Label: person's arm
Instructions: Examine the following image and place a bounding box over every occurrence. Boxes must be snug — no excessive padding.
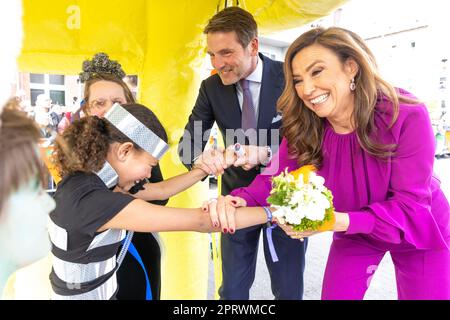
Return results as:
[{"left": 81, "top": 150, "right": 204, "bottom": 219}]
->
[
  {"left": 98, "top": 198, "right": 267, "bottom": 233},
  {"left": 129, "top": 168, "right": 208, "bottom": 201},
  {"left": 230, "top": 138, "right": 298, "bottom": 206},
  {"left": 345, "top": 104, "right": 445, "bottom": 248},
  {"left": 178, "top": 80, "right": 216, "bottom": 171}
]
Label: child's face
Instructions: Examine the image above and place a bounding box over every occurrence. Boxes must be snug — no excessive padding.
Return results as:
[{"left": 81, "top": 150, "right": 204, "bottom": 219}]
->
[{"left": 118, "top": 147, "right": 159, "bottom": 185}]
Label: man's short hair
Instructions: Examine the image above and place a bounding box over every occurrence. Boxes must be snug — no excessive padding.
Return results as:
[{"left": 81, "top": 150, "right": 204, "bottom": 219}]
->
[{"left": 204, "top": 7, "right": 258, "bottom": 48}]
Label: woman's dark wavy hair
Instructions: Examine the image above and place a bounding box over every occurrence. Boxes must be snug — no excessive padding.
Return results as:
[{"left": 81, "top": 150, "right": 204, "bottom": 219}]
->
[
  {"left": 54, "top": 103, "right": 167, "bottom": 177},
  {"left": 278, "top": 27, "right": 418, "bottom": 167}
]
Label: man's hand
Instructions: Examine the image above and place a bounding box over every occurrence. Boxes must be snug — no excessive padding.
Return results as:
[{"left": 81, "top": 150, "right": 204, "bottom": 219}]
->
[
  {"left": 194, "top": 147, "right": 227, "bottom": 176},
  {"left": 192, "top": 155, "right": 215, "bottom": 176},
  {"left": 231, "top": 145, "right": 270, "bottom": 171},
  {"left": 195, "top": 144, "right": 271, "bottom": 175}
]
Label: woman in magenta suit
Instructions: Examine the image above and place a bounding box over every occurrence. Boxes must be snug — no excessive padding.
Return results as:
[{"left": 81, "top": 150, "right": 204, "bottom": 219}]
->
[{"left": 207, "top": 27, "right": 450, "bottom": 300}]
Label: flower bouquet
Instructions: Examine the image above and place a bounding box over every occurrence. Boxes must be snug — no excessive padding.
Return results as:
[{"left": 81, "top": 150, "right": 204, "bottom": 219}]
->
[{"left": 267, "top": 165, "right": 335, "bottom": 231}]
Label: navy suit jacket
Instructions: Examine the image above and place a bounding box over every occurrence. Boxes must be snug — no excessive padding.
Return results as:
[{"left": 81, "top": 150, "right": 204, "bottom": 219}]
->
[{"left": 178, "top": 53, "right": 285, "bottom": 194}]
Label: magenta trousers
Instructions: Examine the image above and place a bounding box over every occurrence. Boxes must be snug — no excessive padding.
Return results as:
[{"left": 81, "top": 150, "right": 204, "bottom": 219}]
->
[{"left": 321, "top": 235, "right": 450, "bottom": 300}]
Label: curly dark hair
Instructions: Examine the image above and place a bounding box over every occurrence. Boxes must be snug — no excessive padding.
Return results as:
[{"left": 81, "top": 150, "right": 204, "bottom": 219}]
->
[{"left": 54, "top": 104, "right": 168, "bottom": 177}]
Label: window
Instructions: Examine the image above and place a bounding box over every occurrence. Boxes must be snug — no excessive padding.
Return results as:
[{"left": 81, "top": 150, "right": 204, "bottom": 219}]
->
[
  {"left": 30, "top": 73, "right": 45, "bottom": 84},
  {"left": 29, "top": 74, "right": 67, "bottom": 107},
  {"left": 31, "top": 89, "right": 45, "bottom": 106},
  {"left": 50, "top": 90, "right": 65, "bottom": 106},
  {"left": 49, "top": 75, "right": 65, "bottom": 85}
]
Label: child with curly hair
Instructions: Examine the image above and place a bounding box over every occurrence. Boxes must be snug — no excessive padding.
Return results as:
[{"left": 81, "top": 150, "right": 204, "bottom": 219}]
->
[{"left": 48, "top": 103, "right": 268, "bottom": 299}]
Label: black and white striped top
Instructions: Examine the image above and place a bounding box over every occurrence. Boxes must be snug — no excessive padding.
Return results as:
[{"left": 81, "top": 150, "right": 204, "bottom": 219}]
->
[{"left": 48, "top": 172, "right": 134, "bottom": 300}]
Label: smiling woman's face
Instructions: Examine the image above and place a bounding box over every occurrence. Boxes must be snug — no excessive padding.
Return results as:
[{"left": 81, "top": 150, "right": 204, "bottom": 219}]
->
[{"left": 291, "top": 43, "right": 357, "bottom": 124}]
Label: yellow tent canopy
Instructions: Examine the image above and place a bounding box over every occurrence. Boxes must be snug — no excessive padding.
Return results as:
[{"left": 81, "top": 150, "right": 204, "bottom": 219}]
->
[{"left": 12, "top": 0, "right": 346, "bottom": 300}]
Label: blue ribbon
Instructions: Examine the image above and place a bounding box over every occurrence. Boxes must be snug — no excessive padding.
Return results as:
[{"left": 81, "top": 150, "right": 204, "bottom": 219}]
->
[
  {"left": 126, "top": 241, "right": 152, "bottom": 300},
  {"left": 263, "top": 207, "right": 279, "bottom": 263}
]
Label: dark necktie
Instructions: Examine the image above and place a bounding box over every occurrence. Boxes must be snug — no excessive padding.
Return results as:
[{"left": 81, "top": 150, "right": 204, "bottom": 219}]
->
[{"left": 240, "top": 79, "right": 257, "bottom": 131}]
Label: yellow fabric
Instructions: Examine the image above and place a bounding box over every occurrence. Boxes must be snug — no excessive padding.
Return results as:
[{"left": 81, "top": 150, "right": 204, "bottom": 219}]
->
[
  {"left": 250, "top": 0, "right": 347, "bottom": 34},
  {"left": 139, "top": 1, "right": 217, "bottom": 300},
  {"left": 2, "top": 254, "right": 52, "bottom": 300},
  {"left": 18, "top": 0, "right": 347, "bottom": 74},
  {"left": 16, "top": 0, "right": 346, "bottom": 300},
  {"left": 20, "top": 0, "right": 146, "bottom": 74}
]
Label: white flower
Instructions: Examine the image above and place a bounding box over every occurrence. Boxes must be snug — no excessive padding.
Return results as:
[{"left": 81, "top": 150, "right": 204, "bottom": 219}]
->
[
  {"left": 268, "top": 168, "right": 333, "bottom": 227},
  {"left": 317, "top": 193, "right": 331, "bottom": 210},
  {"left": 309, "top": 172, "right": 326, "bottom": 192},
  {"left": 272, "top": 206, "right": 286, "bottom": 218},
  {"left": 295, "top": 174, "right": 305, "bottom": 189},
  {"left": 286, "top": 173, "right": 295, "bottom": 183},
  {"left": 289, "top": 190, "right": 303, "bottom": 207},
  {"left": 285, "top": 207, "right": 303, "bottom": 225},
  {"left": 294, "top": 204, "right": 306, "bottom": 220},
  {"left": 304, "top": 201, "right": 325, "bottom": 221}
]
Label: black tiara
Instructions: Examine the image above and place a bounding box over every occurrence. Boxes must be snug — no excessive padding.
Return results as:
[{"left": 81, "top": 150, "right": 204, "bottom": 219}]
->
[{"left": 79, "top": 52, "right": 126, "bottom": 83}]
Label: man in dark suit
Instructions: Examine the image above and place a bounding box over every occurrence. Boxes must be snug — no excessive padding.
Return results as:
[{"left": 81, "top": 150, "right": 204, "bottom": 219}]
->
[{"left": 178, "top": 7, "right": 307, "bottom": 300}]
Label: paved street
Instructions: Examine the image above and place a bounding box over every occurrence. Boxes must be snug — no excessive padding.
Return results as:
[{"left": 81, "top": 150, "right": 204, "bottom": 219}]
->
[{"left": 208, "top": 157, "right": 450, "bottom": 300}]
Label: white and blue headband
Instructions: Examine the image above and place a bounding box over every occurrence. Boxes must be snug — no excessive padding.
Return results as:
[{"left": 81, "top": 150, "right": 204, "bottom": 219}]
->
[{"left": 96, "top": 103, "right": 169, "bottom": 187}]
